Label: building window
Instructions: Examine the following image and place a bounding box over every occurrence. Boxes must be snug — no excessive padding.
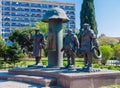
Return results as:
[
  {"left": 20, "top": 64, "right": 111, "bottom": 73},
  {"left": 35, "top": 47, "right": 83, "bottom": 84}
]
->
[
  {"left": 3, "top": 17, "right": 10, "bottom": 21},
  {"left": 3, "top": 22, "right": 10, "bottom": 26},
  {"left": 2, "top": 1, "right": 10, "bottom": 6},
  {"left": 42, "top": 4, "right": 47, "bottom": 8},
  {"left": 31, "top": 3, "right": 41, "bottom": 7},
  {"left": 3, "top": 28, "right": 11, "bottom": 32},
  {"left": 3, "top": 33, "right": 10, "bottom": 37},
  {"left": 2, "top": 12, "right": 10, "bottom": 16}
]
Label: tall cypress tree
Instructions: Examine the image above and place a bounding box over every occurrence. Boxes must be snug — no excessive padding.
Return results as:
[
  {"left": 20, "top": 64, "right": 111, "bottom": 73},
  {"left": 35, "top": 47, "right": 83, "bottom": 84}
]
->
[{"left": 80, "top": 0, "right": 98, "bottom": 35}]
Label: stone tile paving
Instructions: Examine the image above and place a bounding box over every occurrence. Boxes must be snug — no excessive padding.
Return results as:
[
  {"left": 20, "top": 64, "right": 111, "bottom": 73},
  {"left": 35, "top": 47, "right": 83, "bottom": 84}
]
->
[
  {"left": 0, "top": 80, "right": 42, "bottom": 88},
  {"left": 0, "top": 71, "right": 62, "bottom": 88},
  {"left": 0, "top": 80, "right": 61, "bottom": 88}
]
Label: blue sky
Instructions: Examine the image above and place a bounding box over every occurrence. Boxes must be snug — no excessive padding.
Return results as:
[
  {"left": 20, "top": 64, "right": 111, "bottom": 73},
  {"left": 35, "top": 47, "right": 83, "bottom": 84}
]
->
[{"left": 47, "top": 0, "right": 120, "bottom": 37}]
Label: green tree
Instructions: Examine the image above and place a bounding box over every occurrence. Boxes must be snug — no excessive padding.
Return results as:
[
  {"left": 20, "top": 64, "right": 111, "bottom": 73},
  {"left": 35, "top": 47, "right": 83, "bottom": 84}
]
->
[
  {"left": 113, "top": 44, "right": 120, "bottom": 61},
  {"left": 0, "top": 36, "right": 5, "bottom": 48},
  {"left": 35, "top": 22, "right": 48, "bottom": 36},
  {"left": 98, "top": 36, "right": 119, "bottom": 46},
  {"left": 9, "top": 22, "right": 49, "bottom": 56},
  {"left": 9, "top": 28, "right": 34, "bottom": 51},
  {"left": 7, "top": 42, "right": 24, "bottom": 65},
  {"left": 100, "top": 46, "right": 113, "bottom": 65},
  {"left": 80, "top": 0, "right": 98, "bottom": 35},
  {"left": 0, "top": 36, "right": 9, "bottom": 62}
]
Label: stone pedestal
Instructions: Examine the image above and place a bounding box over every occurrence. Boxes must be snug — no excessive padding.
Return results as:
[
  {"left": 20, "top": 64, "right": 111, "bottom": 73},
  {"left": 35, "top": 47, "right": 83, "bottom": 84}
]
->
[{"left": 9, "top": 68, "right": 120, "bottom": 88}]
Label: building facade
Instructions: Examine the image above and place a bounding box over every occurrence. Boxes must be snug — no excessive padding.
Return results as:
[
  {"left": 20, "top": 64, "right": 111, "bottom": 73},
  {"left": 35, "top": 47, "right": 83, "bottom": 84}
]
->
[{"left": 1, "top": 0, "right": 75, "bottom": 39}]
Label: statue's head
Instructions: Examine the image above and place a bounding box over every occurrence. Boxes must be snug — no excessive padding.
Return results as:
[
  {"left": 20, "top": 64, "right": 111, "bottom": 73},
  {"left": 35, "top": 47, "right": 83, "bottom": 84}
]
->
[
  {"left": 67, "top": 29, "right": 72, "bottom": 34},
  {"left": 83, "top": 23, "right": 90, "bottom": 30},
  {"left": 34, "top": 28, "right": 40, "bottom": 34}
]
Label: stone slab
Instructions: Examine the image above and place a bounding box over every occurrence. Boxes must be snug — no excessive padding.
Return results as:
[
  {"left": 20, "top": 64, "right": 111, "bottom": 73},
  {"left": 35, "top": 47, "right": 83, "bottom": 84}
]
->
[
  {"left": 0, "top": 71, "right": 57, "bottom": 87},
  {"left": 9, "top": 68, "right": 120, "bottom": 88}
]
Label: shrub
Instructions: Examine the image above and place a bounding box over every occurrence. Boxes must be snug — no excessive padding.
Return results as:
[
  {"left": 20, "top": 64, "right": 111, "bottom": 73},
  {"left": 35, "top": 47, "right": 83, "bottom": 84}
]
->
[
  {"left": 113, "top": 44, "right": 120, "bottom": 61},
  {"left": 108, "top": 65, "right": 116, "bottom": 70},
  {"left": 100, "top": 46, "right": 113, "bottom": 65},
  {"left": 93, "top": 64, "right": 100, "bottom": 68}
]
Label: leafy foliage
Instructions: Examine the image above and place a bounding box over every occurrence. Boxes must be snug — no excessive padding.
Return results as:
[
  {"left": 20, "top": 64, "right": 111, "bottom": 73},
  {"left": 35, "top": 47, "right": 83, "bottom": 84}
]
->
[
  {"left": 35, "top": 22, "right": 48, "bottom": 36},
  {"left": 0, "top": 36, "right": 8, "bottom": 61},
  {"left": 80, "top": 0, "right": 98, "bottom": 35},
  {"left": 100, "top": 46, "right": 113, "bottom": 65},
  {"left": 113, "top": 44, "right": 120, "bottom": 61},
  {"left": 98, "top": 36, "right": 119, "bottom": 46},
  {"left": 9, "top": 27, "right": 34, "bottom": 51},
  {"left": 7, "top": 42, "right": 24, "bottom": 64}
]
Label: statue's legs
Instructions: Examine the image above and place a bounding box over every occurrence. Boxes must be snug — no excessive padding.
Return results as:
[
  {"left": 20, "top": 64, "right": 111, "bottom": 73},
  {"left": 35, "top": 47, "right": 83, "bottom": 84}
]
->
[
  {"left": 65, "top": 56, "right": 71, "bottom": 68},
  {"left": 35, "top": 56, "right": 43, "bottom": 66},
  {"left": 87, "top": 52, "right": 92, "bottom": 67},
  {"left": 84, "top": 52, "right": 92, "bottom": 67},
  {"left": 84, "top": 53, "right": 88, "bottom": 66},
  {"left": 83, "top": 52, "right": 93, "bottom": 71},
  {"left": 67, "top": 51, "right": 76, "bottom": 69}
]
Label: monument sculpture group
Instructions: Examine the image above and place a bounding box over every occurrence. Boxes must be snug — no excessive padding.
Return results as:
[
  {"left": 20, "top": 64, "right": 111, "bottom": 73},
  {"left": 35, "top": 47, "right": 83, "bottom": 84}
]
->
[
  {"left": 8, "top": 7, "right": 120, "bottom": 88},
  {"left": 28, "top": 7, "right": 102, "bottom": 72}
]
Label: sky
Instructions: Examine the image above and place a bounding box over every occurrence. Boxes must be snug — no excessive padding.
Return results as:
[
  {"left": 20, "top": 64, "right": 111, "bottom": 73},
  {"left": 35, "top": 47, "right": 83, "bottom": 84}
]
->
[{"left": 47, "top": 0, "right": 120, "bottom": 37}]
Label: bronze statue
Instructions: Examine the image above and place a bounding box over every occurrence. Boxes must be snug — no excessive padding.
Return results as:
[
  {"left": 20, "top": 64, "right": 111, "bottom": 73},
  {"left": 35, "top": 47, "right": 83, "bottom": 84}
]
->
[
  {"left": 79, "top": 23, "right": 100, "bottom": 71},
  {"left": 61, "top": 29, "right": 79, "bottom": 69},
  {"left": 30, "top": 28, "right": 45, "bottom": 66}
]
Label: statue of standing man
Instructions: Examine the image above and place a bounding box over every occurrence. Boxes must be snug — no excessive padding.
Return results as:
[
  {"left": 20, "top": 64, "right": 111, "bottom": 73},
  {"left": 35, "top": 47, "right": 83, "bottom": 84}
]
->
[
  {"left": 29, "top": 28, "right": 45, "bottom": 67},
  {"left": 79, "top": 23, "right": 100, "bottom": 71},
  {"left": 61, "top": 29, "right": 79, "bottom": 69}
]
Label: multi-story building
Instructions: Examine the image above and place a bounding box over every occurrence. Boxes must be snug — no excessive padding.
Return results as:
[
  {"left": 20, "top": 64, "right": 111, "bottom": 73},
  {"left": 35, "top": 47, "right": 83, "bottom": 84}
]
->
[{"left": 0, "top": 0, "right": 75, "bottom": 39}]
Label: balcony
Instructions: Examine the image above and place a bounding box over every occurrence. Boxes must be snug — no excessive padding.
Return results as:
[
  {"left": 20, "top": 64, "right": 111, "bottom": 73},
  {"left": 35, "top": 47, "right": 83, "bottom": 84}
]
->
[
  {"left": 2, "top": 1, "right": 10, "bottom": 6},
  {"left": 70, "top": 16, "right": 75, "bottom": 20},
  {"left": 31, "top": 3, "right": 41, "bottom": 8},
  {"left": 20, "top": 2, "right": 29, "bottom": 7},
  {"left": 30, "top": 19, "right": 36, "bottom": 22},
  {"left": 21, "top": 8, "right": 29, "bottom": 12},
  {"left": 12, "top": 2, "right": 20, "bottom": 6},
  {"left": 3, "top": 28, "right": 11, "bottom": 32},
  {"left": 2, "top": 33, "right": 10, "bottom": 38},
  {"left": 65, "top": 6, "right": 75, "bottom": 10},
  {"left": 11, "top": 7, "right": 22, "bottom": 11},
  {"left": 3, "top": 22, "right": 10, "bottom": 26},
  {"left": 31, "top": 9, "right": 41, "bottom": 12},
  {"left": 31, "top": 14, "right": 41, "bottom": 18},
  {"left": 3, "top": 17, "right": 10, "bottom": 21},
  {"left": 2, "top": 7, "right": 10, "bottom": 11},
  {"left": 2, "top": 12, "right": 11, "bottom": 16}
]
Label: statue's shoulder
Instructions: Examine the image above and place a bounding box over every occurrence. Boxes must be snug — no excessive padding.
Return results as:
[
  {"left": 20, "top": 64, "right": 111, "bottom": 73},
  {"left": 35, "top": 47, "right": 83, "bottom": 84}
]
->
[
  {"left": 38, "top": 33, "right": 44, "bottom": 38},
  {"left": 87, "top": 29, "right": 94, "bottom": 35},
  {"left": 88, "top": 29, "right": 96, "bottom": 38},
  {"left": 89, "top": 29, "right": 94, "bottom": 33},
  {"left": 71, "top": 34, "right": 77, "bottom": 39}
]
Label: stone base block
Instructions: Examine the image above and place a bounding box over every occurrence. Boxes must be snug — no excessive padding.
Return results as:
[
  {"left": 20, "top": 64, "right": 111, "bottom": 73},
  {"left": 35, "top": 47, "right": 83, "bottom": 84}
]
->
[{"left": 9, "top": 68, "right": 120, "bottom": 88}]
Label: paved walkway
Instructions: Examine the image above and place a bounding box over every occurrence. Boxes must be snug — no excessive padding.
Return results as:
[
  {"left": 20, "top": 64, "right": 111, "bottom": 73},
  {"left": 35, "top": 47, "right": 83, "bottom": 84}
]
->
[
  {"left": 0, "top": 70, "right": 42, "bottom": 88},
  {"left": 0, "top": 71, "right": 61, "bottom": 88},
  {"left": 0, "top": 80, "right": 42, "bottom": 88}
]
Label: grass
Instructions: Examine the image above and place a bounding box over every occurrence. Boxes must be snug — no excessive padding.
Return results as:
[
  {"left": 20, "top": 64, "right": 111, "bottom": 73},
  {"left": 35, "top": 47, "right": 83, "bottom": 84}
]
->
[
  {"left": 100, "top": 84, "right": 120, "bottom": 88},
  {"left": 0, "top": 57, "right": 120, "bottom": 71},
  {"left": 0, "top": 57, "right": 84, "bottom": 70}
]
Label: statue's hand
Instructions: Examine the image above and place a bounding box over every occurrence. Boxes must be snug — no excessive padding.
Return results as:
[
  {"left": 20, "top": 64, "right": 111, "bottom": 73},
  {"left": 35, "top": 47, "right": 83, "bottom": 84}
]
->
[{"left": 61, "top": 48, "right": 64, "bottom": 52}]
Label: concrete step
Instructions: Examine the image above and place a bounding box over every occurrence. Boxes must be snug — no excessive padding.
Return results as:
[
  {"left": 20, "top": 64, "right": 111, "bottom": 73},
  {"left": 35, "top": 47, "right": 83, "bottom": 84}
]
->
[{"left": 0, "top": 71, "right": 57, "bottom": 87}]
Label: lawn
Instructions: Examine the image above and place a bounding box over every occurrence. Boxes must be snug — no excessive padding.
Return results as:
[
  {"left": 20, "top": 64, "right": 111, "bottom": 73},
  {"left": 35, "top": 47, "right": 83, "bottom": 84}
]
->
[
  {"left": 100, "top": 84, "right": 120, "bottom": 88},
  {"left": 0, "top": 57, "right": 84, "bottom": 70},
  {"left": 0, "top": 57, "right": 120, "bottom": 71}
]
